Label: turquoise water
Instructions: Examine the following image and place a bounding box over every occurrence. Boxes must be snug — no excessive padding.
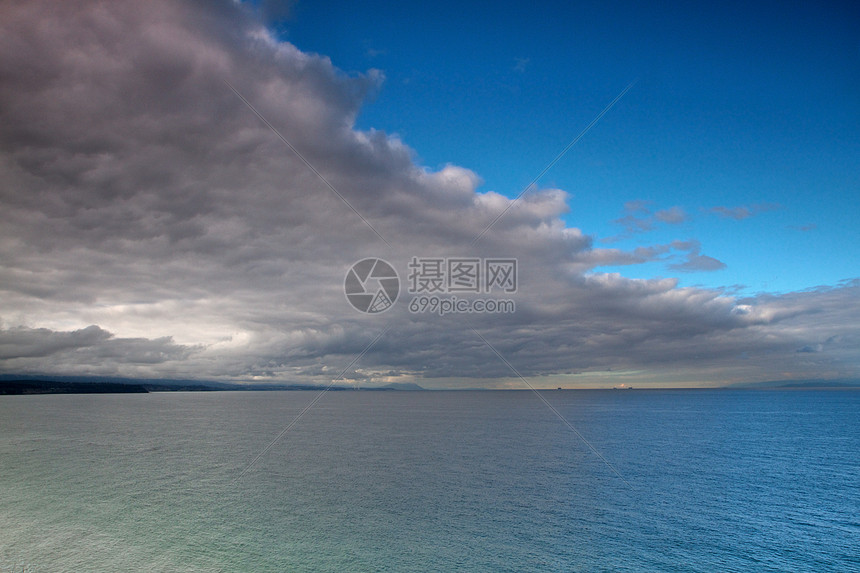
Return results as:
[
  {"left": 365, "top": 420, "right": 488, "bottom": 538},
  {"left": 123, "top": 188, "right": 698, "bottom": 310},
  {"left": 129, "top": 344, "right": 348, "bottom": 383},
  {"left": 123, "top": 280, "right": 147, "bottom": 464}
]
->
[{"left": 1, "top": 389, "right": 858, "bottom": 571}]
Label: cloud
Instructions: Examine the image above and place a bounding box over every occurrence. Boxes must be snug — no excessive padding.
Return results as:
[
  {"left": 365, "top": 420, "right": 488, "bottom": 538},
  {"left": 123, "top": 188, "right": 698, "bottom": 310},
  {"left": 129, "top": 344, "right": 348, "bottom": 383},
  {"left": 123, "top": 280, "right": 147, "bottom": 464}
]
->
[
  {"left": 655, "top": 206, "right": 687, "bottom": 224},
  {"left": 607, "top": 201, "right": 687, "bottom": 239},
  {"left": 0, "top": 325, "right": 195, "bottom": 375},
  {"left": 667, "top": 240, "right": 727, "bottom": 272},
  {"left": 670, "top": 254, "right": 727, "bottom": 272},
  {"left": 711, "top": 206, "right": 752, "bottom": 220},
  {"left": 707, "top": 203, "right": 780, "bottom": 220},
  {"left": 789, "top": 223, "right": 817, "bottom": 232},
  {"left": 0, "top": 0, "right": 856, "bottom": 387},
  {"left": 574, "top": 239, "right": 717, "bottom": 271},
  {"left": 259, "top": 0, "right": 297, "bottom": 21}
]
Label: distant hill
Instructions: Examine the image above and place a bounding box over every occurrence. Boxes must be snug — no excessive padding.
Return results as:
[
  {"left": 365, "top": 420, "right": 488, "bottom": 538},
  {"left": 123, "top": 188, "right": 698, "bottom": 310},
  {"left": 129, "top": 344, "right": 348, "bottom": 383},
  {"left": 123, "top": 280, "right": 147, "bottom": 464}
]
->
[
  {"left": 0, "top": 375, "right": 424, "bottom": 394},
  {"left": 378, "top": 382, "right": 425, "bottom": 391},
  {"left": 0, "top": 380, "right": 148, "bottom": 395},
  {"left": 728, "top": 379, "right": 860, "bottom": 389},
  {"left": 0, "top": 374, "right": 233, "bottom": 390}
]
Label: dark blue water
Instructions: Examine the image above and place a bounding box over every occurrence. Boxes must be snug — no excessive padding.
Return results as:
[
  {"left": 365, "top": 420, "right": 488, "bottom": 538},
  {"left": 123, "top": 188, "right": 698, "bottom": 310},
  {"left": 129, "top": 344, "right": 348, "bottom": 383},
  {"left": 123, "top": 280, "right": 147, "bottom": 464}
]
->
[{"left": 1, "top": 389, "right": 858, "bottom": 571}]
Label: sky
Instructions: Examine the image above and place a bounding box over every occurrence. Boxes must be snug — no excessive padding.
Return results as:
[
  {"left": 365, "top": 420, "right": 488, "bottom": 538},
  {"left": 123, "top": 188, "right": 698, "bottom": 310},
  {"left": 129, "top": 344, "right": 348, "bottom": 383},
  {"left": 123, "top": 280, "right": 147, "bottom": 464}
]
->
[
  {"left": 0, "top": 0, "right": 858, "bottom": 388},
  {"left": 276, "top": 0, "right": 860, "bottom": 294}
]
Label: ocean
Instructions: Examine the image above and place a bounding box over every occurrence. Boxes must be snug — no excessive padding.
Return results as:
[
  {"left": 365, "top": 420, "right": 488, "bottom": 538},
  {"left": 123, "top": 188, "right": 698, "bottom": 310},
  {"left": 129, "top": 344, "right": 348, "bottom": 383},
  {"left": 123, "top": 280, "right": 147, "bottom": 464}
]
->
[{"left": 1, "top": 389, "right": 858, "bottom": 572}]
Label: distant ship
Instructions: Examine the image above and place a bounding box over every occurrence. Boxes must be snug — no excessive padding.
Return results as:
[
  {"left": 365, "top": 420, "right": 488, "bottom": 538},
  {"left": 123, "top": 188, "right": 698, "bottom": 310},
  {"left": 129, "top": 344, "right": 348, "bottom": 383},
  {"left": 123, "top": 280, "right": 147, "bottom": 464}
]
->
[{"left": 612, "top": 385, "right": 633, "bottom": 390}]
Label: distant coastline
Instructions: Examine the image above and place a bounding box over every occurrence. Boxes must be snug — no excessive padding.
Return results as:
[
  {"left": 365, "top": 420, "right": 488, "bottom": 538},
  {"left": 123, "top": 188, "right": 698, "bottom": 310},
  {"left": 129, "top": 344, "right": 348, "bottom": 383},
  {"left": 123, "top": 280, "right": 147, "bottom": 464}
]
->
[
  {"left": 0, "top": 377, "right": 425, "bottom": 395},
  {"left": 1, "top": 376, "right": 857, "bottom": 395},
  {"left": 0, "top": 380, "right": 149, "bottom": 395}
]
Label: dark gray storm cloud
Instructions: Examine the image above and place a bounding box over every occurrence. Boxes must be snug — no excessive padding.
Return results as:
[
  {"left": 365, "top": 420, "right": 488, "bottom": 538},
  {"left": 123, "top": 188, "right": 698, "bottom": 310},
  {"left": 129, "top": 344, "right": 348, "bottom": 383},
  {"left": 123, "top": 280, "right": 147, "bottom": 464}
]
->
[{"left": 0, "top": 0, "right": 857, "bottom": 387}]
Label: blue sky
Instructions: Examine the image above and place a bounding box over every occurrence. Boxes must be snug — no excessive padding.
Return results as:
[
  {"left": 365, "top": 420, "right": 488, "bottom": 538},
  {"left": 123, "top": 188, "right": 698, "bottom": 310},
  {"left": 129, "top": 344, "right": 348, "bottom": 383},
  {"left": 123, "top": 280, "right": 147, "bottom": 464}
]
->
[{"left": 270, "top": 0, "right": 859, "bottom": 294}]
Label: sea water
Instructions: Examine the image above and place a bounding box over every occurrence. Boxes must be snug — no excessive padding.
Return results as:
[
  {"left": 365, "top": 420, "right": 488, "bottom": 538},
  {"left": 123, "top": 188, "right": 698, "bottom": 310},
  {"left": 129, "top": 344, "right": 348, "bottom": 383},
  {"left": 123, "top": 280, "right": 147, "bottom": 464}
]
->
[{"left": 1, "top": 389, "right": 858, "bottom": 572}]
